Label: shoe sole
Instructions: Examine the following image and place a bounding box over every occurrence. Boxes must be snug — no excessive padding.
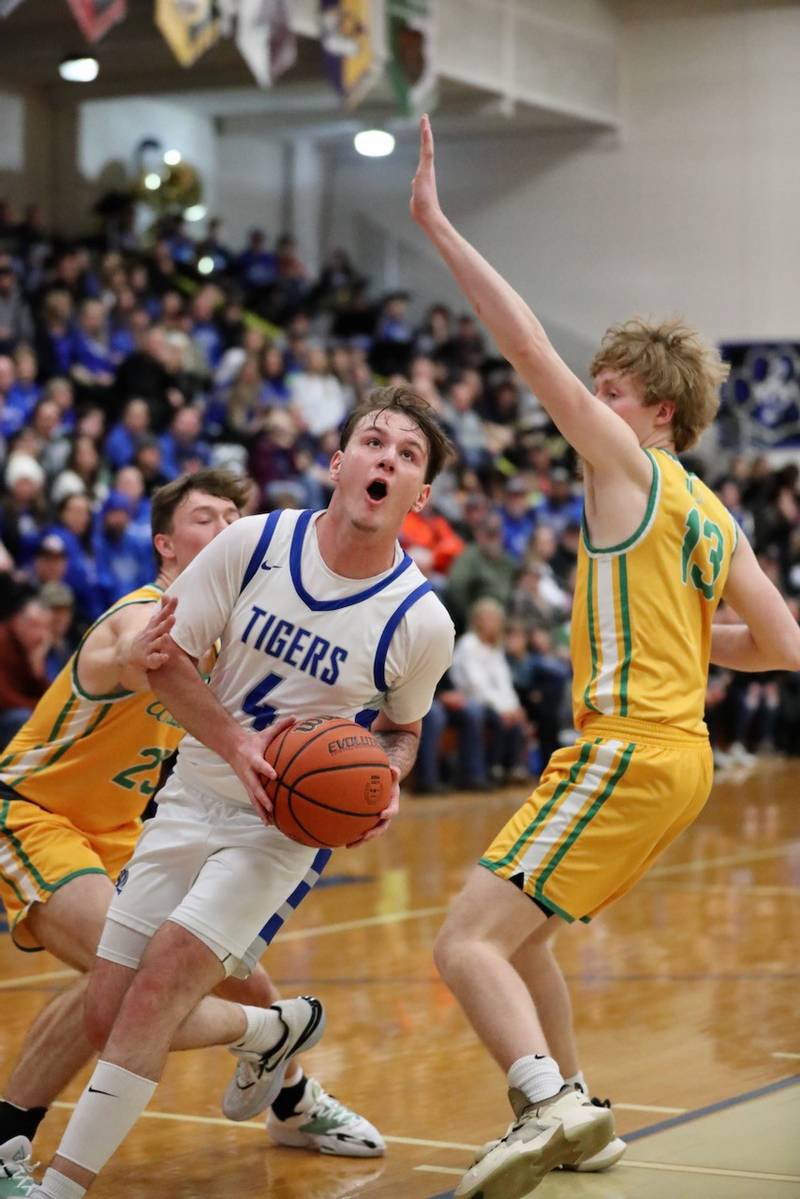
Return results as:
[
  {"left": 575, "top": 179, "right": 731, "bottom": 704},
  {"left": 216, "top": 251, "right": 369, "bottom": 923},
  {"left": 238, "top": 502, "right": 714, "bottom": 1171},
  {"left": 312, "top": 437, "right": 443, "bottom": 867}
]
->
[
  {"left": 563, "top": 1137, "right": 626, "bottom": 1172},
  {"left": 268, "top": 1122, "right": 386, "bottom": 1157},
  {"left": 456, "top": 1108, "right": 614, "bottom": 1198},
  {"left": 223, "top": 998, "right": 326, "bottom": 1121}
]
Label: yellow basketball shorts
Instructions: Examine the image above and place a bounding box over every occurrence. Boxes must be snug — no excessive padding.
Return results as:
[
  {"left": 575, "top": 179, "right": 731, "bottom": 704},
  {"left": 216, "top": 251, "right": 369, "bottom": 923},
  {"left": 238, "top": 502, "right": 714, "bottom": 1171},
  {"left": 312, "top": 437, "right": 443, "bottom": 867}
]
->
[
  {"left": 0, "top": 787, "right": 141, "bottom": 951},
  {"left": 480, "top": 717, "right": 713, "bottom": 922}
]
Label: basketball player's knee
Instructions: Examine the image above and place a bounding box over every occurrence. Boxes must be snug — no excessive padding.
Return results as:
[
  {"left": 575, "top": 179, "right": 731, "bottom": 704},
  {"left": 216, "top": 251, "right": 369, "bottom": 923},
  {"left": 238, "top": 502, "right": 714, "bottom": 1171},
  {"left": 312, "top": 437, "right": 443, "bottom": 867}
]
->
[{"left": 433, "top": 920, "right": 469, "bottom": 980}]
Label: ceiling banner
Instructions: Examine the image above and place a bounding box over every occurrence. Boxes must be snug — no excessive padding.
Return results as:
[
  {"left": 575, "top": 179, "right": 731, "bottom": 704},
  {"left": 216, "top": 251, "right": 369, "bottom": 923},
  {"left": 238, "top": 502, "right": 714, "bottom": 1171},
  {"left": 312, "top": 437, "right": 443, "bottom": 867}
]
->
[
  {"left": 387, "top": 0, "right": 436, "bottom": 116},
  {"left": 155, "top": 0, "right": 220, "bottom": 67},
  {"left": 319, "top": 0, "right": 380, "bottom": 108},
  {"left": 65, "top": 0, "right": 127, "bottom": 42}
]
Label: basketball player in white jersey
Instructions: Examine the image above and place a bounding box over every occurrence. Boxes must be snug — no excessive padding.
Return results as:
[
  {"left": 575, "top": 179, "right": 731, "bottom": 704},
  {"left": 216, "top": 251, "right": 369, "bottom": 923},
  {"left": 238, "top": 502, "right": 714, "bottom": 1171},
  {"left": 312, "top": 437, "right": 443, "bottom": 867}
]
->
[{"left": 29, "top": 386, "right": 455, "bottom": 1199}]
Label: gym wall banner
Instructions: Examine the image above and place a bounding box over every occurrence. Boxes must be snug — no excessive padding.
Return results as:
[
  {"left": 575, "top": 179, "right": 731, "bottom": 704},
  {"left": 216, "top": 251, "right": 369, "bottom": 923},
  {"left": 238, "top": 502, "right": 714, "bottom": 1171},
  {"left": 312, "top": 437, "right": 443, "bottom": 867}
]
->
[
  {"left": 720, "top": 342, "right": 800, "bottom": 448},
  {"left": 156, "top": 0, "right": 220, "bottom": 67},
  {"left": 387, "top": 0, "right": 436, "bottom": 116},
  {"left": 219, "top": 0, "right": 297, "bottom": 88},
  {"left": 66, "top": 0, "right": 127, "bottom": 42},
  {"left": 319, "top": 0, "right": 380, "bottom": 108}
]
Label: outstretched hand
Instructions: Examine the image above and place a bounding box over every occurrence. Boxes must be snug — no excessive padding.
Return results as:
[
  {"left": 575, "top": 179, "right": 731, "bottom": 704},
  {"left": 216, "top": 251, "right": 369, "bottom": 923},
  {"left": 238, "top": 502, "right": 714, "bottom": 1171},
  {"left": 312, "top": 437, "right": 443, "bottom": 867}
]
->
[
  {"left": 135, "top": 595, "right": 177, "bottom": 673},
  {"left": 410, "top": 114, "right": 441, "bottom": 227},
  {"left": 232, "top": 715, "right": 297, "bottom": 826}
]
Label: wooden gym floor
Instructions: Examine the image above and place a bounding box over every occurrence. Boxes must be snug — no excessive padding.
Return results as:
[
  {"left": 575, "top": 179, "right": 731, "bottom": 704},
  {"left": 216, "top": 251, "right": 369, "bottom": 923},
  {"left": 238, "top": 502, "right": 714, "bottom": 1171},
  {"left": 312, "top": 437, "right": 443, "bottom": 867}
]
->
[{"left": 1, "top": 757, "right": 798, "bottom": 1197}]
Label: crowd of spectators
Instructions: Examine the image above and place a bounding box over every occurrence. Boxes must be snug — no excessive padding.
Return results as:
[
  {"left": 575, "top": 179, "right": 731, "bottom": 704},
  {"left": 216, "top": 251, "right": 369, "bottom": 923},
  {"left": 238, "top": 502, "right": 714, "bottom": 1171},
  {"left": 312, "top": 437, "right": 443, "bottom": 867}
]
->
[{"left": 0, "top": 197, "right": 797, "bottom": 779}]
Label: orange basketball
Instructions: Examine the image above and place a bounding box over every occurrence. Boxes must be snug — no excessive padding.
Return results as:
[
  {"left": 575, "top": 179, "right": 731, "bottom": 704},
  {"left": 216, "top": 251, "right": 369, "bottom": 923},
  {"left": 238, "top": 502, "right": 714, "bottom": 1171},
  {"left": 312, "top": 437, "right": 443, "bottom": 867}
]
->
[{"left": 264, "top": 717, "right": 392, "bottom": 847}]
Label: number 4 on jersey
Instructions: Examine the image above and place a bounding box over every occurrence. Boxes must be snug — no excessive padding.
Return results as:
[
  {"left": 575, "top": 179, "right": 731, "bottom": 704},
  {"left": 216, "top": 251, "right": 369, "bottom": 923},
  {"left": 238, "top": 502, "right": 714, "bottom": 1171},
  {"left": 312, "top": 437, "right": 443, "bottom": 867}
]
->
[
  {"left": 242, "top": 671, "right": 282, "bottom": 730},
  {"left": 681, "top": 507, "right": 724, "bottom": 600}
]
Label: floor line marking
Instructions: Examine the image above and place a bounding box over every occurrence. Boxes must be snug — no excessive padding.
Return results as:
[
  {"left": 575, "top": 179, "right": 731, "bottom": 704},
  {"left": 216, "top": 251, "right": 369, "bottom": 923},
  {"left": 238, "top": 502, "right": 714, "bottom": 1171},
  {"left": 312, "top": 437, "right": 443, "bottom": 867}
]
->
[
  {"left": 772, "top": 1052, "right": 800, "bottom": 1060},
  {"left": 50, "top": 1103, "right": 479, "bottom": 1150},
  {"left": 277, "top": 905, "right": 448, "bottom": 942},
  {"left": 647, "top": 882, "right": 799, "bottom": 896},
  {"left": 0, "top": 968, "right": 76, "bottom": 990},
  {"left": 414, "top": 1162, "right": 800, "bottom": 1183},
  {"left": 646, "top": 844, "right": 797, "bottom": 879}
]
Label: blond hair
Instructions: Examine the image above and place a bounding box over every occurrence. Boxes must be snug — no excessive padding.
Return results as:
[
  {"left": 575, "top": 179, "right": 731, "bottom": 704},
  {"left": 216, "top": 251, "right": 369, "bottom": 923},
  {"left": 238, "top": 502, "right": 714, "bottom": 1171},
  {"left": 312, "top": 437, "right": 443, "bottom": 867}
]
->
[{"left": 590, "top": 318, "right": 729, "bottom": 452}]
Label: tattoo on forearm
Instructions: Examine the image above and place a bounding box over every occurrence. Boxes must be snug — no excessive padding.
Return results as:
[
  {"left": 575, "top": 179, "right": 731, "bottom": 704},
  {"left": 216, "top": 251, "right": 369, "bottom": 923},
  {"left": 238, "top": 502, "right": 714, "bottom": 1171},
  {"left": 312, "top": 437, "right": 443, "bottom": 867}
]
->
[{"left": 373, "top": 730, "right": 419, "bottom": 781}]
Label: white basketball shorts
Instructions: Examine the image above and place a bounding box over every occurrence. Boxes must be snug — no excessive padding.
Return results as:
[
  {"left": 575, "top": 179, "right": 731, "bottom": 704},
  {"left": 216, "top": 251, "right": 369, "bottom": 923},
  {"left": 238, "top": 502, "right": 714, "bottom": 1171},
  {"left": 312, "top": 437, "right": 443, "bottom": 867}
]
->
[{"left": 98, "top": 772, "right": 331, "bottom": 978}]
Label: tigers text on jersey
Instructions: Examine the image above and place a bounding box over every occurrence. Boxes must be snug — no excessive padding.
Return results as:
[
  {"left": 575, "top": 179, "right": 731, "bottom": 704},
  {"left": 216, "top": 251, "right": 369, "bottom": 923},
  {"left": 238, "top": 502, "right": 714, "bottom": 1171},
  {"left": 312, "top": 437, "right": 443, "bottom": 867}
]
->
[
  {"left": 0, "top": 585, "right": 184, "bottom": 831},
  {"left": 572, "top": 448, "right": 739, "bottom": 735},
  {"left": 166, "top": 508, "right": 455, "bottom": 806}
]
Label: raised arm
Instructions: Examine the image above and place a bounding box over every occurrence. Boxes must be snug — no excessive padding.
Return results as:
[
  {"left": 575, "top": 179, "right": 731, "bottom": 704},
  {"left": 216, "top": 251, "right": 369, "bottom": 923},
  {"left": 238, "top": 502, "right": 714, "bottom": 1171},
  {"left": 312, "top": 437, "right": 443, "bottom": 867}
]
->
[
  {"left": 410, "top": 115, "right": 647, "bottom": 483},
  {"left": 711, "top": 535, "right": 800, "bottom": 672}
]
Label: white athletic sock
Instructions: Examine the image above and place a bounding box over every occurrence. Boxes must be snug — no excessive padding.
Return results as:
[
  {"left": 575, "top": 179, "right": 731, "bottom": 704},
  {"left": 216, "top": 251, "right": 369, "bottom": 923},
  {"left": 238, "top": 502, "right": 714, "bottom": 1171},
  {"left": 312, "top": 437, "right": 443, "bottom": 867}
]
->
[
  {"left": 229, "top": 1004, "right": 284, "bottom": 1055},
  {"left": 32, "top": 1170, "right": 86, "bottom": 1199},
  {"left": 508, "top": 1054, "right": 564, "bottom": 1105},
  {"left": 56, "top": 1061, "right": 156, "bottom": 1176},
  {"left": 565, "top": 1070, "right": 588, "bottom": 1093}
]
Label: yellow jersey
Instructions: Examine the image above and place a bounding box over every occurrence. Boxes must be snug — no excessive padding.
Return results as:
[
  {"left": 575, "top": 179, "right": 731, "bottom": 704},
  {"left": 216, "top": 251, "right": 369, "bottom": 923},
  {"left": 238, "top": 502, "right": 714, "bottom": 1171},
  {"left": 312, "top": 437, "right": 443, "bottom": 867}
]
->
[
  {"left": 572, "top": 448, "right": 739, "bottom": 736},
  {"left": 0, "top": 585, "right": 184, "bottom": 832}
]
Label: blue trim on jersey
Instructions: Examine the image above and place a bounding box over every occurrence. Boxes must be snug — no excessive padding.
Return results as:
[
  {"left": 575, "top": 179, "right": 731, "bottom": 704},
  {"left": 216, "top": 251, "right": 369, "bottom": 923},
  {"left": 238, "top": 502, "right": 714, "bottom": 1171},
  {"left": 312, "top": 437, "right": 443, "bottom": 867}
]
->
[
  {"left": 239, "top": 510, "right": 282, "bottom": 596},
  {"left": 257, "top": 847, "right": 332, "bottom": 946},
  {"left": 289, "top": 508, "right": 414, "bottom": 611},
  {"left": 373, "top": 580, "right": 433, "bottom": 693}
]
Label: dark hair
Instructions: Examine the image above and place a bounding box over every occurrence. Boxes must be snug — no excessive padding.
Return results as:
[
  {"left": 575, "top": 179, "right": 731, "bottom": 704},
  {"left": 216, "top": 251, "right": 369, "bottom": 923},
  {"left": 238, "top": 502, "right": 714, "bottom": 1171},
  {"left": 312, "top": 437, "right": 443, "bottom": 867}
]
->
[
  {"left": 338, "top": 385, "right": 454, "bottom": 484},
  {"left": 150, "top": 469, "right": 251, "bottom": 568}
]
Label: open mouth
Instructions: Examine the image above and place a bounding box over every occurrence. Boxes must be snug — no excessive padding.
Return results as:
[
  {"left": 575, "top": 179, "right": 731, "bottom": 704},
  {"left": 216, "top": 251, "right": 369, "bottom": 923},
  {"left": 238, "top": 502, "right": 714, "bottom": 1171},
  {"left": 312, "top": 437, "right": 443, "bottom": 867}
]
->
[{"left": 366, "top": 479, "right": 388, "bottom": 502}]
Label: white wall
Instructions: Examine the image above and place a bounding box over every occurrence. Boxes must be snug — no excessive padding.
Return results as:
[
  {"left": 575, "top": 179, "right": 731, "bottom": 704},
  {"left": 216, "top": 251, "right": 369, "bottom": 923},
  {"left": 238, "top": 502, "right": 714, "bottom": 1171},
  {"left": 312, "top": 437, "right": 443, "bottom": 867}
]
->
[
  {"left": 323, "top": 4, "right": 800, "bottom": 366},
  {"left": 216, "top": 128, "right": 286, "bottom": 245}
]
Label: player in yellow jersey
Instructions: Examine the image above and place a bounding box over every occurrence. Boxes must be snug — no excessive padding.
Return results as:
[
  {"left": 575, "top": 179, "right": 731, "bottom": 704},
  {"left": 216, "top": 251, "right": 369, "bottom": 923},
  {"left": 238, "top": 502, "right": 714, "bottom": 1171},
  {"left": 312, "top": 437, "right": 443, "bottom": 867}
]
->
[
  {"left": 411, "top": 116, "right": 800, "bottom": 1199},
  {"left": 0, "top": 469, "right": 384, "bottom": 1194}
]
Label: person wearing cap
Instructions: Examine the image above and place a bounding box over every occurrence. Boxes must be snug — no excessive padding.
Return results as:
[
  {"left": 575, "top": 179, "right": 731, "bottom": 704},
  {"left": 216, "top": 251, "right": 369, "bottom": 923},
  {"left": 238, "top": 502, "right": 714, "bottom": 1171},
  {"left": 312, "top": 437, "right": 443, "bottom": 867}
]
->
[
  {"left": 93, "top": 491, "right": 153, "bottom": 606},
  {"left": 1, "top": 454, "right": 47, "bottom": 566},
  {"left": 39, "top": 580, "right": 76, "bottom": 681},
  {"left": 27, "top": 535, "right": 69, "bottom": 589}
]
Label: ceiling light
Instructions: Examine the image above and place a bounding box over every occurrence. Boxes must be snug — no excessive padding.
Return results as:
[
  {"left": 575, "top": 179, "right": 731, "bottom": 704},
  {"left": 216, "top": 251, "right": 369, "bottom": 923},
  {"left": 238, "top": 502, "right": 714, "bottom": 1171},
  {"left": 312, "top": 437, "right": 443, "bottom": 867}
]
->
[
  {"left": 144, "top": 173, "right": 162, "bottom": 191},
  {"left": 164, "top": 149, "right": 182, "bottom": 166},
  {"left": 184, "top": 204, "right": 207, "bottom": 222},
  {"left": 59, "top": 57, "right": 99, "bottom": 83},
  {"left": 354, "top": 129, "right": 395, "bottom": 158},
  {"left": 197, "top": 257, "right": 215, "bottom": 275}
]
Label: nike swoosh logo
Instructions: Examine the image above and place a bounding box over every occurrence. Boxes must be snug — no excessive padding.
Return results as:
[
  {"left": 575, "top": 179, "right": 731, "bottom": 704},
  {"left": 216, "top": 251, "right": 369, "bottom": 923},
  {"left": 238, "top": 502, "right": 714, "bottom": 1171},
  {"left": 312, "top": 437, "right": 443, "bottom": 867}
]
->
[
  {"left": 260, "top": 562, "right": 280, "bottom": 571},
  {"left": 88, "top": 1085, "right": 118, "bottom": 1097}
]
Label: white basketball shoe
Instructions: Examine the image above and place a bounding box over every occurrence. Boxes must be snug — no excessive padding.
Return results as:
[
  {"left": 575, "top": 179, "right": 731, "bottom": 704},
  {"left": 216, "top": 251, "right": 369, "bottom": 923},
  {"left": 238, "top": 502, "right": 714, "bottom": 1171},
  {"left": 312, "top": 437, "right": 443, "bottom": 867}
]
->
[
  {"left": 454, "top": 1084, "right": 615, "bottom": 1198},
  {"left": 267, "top": 1076, "right": 385, "bottom": 1157},
  {"left": 222, "top": 996, "right": 325, "bottom": 1121}
]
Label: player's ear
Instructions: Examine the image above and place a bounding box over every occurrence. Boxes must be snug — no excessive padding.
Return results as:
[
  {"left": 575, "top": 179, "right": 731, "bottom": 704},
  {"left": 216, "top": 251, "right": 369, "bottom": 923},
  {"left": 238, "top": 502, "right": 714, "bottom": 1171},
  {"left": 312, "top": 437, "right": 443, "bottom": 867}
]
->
[
  {"left": 656, "top": 400, "right": 676, "bottom": 427},
  {"left": 410, "top": 483, "right": 431, "bottom": 514},
  {"left": 153, "top": 532, "right": 175, "bottom": 563},
  {"left": 329, "top": 449, "right": 343, "bottom": 482}
]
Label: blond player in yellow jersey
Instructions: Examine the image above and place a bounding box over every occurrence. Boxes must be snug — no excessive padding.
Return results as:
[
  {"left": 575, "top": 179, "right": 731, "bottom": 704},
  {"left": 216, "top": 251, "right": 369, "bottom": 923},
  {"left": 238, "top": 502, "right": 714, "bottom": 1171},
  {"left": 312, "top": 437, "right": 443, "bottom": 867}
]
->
[
  {"left": 411, "top": 116, "right": 800, "bottom": 1199},
  {"left": 0, "top": 470, "right": 384, "bottom": 1194}
]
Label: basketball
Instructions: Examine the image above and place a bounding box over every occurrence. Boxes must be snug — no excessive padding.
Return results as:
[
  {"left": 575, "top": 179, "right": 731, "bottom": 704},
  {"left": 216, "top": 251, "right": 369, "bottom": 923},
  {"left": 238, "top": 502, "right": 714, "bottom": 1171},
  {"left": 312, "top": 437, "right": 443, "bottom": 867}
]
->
[{"left": 265, "top": 717, "right": 393, "bottom": 847}]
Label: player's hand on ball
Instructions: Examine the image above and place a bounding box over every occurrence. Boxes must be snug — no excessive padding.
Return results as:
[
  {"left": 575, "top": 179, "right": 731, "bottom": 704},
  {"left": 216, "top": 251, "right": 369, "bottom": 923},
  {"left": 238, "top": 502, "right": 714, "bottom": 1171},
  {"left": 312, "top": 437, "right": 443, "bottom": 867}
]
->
[
  {"left": 235, "top": 716, "right": 296, "bottom": 826},
  {"left": 347, "top": 765, "right": 400, "bottom": 847},
  {"left": 410, "top": 114, "right": 441, "bottom": 227},
  {"left": 136, "top": 595, "right": 177, "bottom": 672}
]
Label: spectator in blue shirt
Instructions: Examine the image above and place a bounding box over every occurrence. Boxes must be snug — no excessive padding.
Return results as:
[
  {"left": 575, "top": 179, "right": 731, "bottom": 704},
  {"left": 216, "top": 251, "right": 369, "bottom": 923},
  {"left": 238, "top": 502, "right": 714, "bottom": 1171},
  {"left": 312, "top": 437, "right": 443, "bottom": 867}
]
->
[
  {"left": 189, "top": 287, "right": 224, "bottom": 371},
  {"left": 34, "top": 290, "right": 74, "bottom": 380},
  {"left": 113, "top": 464, "right": 154, "bottom": 571},
  {"left": 93, "top": 490, "right": 152, "bottom": 604},
  {"left": 159, "top": 405, "right": 211, "bottom": 480},
  {"left": 70, "top": 298, "right": 115, "bottom": 407},
  {"left": 46, "top": 492, "right": 104, "bottom": 623},
  {"left": 7, "top": 345, "right": 41, "bottom": 420},
  {"left": 237, "top": 228, "right": 277, "bottom": 292},
  {"left": 104, "top": 398, "right": 151, "bottom": 471},
  {"left": 499, "top": 476, "right": 538, "bottom": 560},
  {"left": 533, "top": 467, "right": 583, "bottom": 535}
]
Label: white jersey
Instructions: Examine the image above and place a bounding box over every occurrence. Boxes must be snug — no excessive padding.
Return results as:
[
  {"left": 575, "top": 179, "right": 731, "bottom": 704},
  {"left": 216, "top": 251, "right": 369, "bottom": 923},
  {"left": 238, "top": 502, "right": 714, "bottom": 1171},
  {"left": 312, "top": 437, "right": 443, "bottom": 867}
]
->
[{"left": 166, "top": 507, "right": 455, "bottom": 806}]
